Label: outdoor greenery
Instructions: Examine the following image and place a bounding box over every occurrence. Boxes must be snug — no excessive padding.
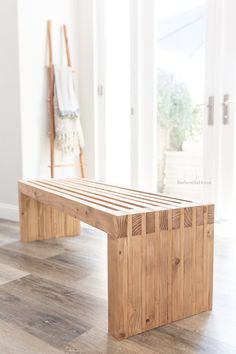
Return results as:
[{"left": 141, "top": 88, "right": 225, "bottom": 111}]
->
[{"left": 157, "top": 69, "right": 202, "bottom": 151}]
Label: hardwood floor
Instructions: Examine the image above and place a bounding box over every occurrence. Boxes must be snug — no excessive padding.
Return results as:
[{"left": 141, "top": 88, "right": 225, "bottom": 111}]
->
[{"left": 0, "top": 219, "right": 235, "bottom": 353}]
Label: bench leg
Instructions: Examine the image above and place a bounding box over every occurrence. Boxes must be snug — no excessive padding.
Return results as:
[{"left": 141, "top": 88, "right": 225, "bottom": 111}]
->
[
  {"left": 19, "top": 192, "right": 80, "bottom": 242},
  {"left": 108, "top": 236, "right": 128, "bottom": 339},
  {"left": 108, "top": 214, "right": 163, "bottom": 339},
  {"left": 108, "top": 209, "right": 214, "bottom": 339}
]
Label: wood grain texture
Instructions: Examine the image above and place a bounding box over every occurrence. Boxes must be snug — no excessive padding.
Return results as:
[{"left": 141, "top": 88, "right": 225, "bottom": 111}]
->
[
  {"left": 0, "top": 263, "right": 29, "bottom": 286},
  {"left": 127, "top": 215, "right": 143, "bottom": 336},
  {"left": 159, "top": 223, "right": 169, "bottom": 325},
  {"left": 146, "top": 212, "right": 155, "bottom": 234},
  {"left": 171, "top": 209, "right": 184, "bottom": 322},
  {"left": 145, "top": 216, "right": 160, "bottom": 330},
  {"left": 19, "top": 192, "right": 80, "bottom": 242},
  {"left": 0, "top": 219, "right": 234, "bottom": 354},
  {"left": 0, "top": 318, "right": 62, "bottom": 354},
  {"left": 108, "top": 236, "right": 128, "bottom": 339},
  {"left": 18, "top": 179, "right": 214, "bottom": 340},
  {"left": 108, "top": 205, "right": 214, "bottom": 339}
]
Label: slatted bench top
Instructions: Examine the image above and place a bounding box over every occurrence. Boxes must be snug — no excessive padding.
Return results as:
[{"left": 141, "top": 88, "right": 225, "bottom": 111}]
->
[
  {"left": 18, "top": 178, "right": 214, "bottom": 339},
  {"left": 18, "top": 178, "right": 213, "bottom": 238}
]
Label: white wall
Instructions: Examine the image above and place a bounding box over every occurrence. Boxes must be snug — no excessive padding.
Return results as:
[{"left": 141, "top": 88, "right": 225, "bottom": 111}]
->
[
  {"left": 18, "top": 0, "right": 86, "bottom": 179},
  {"left": 0, "top": 0, "right": 22, "bottom": 220},
  {"left": 0, "top": 0, "right": 96, "bottom": 220}
]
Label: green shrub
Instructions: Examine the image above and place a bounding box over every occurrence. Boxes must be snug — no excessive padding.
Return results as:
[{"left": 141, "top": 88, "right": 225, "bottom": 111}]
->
[{"left": 157, "top": 69, "right": 202, "bottom": 151}]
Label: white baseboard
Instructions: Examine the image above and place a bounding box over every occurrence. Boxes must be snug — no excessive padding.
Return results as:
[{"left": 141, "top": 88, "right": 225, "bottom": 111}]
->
[{"left": 0, "top": 203, "right": 19, "bottom": 222}]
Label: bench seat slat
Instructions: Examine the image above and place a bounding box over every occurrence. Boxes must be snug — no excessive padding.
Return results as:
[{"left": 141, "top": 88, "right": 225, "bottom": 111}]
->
[
  {"left": 38, "top": 180, "right": 167, "bottom": 211},
  {"left": 19, "top": 181, "right": 130, "bottom": 238},
  {"left": 59, "top": 179, "right": 188, "bottom": 208},
  {"left": 32, "top": 180, "right": 153, "bottom": 212},
  {"left": 66, "top": 178, "right": 197, "bottom": 204}
]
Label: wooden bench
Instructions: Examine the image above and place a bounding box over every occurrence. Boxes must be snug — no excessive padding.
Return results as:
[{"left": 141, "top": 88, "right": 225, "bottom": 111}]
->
[{"left": 18, "top": 178, "right": 214, "bottom": 340}]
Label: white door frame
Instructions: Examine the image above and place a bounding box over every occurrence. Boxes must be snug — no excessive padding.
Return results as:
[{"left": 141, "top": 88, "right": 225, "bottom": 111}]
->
[
  {"left": 203, "top": 0, "right": 223, "bottom": 209},
  {"left": 216, "top": 0, "right": 236, "bottom": 219},
  {"left": 95, "top": 0, "right": 236, "bottom": 212},
  {"left": 204, "top": 0, "right": 236, "bottom": 219},
  {"left": 95, "top": 0, "right": 157, "bottom": 190},
  {"left": 94, "top": 0, "right": 106, "bottom": 181},
  {"left": 130, "top": 0, "right": 157, "bottom": 191}
]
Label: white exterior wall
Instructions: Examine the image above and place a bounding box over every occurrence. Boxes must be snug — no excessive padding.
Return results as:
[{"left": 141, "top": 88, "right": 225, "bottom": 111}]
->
[
  {"left": 0, "top": 0, "right": 22, "bottom": 220},
  {"left": 0, "top": 0, "right": 96, "bottom": 220}
]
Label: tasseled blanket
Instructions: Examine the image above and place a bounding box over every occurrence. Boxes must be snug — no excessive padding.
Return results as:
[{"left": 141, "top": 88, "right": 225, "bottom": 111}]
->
[{"left": 54, "top": 65, "right": 84, "bottom": 154}]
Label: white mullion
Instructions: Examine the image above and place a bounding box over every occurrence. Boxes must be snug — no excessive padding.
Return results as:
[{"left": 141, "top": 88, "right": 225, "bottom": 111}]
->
[
  {"left": 138, "top": 0, "right": 157, "bottom": 191},
  {"left": 130, "top": 0, "right": 140, "bottom": 188},
  {"left": 204, "top": 0, "right": 223, "bottom": 214},
  {"left": 94, "top": 0, "right": 106, "bottom": 181}
]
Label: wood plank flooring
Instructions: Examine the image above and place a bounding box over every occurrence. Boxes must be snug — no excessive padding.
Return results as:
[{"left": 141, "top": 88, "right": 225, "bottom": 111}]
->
[{"left": 0, "top": 218, "right": 236, "bottom": 353}]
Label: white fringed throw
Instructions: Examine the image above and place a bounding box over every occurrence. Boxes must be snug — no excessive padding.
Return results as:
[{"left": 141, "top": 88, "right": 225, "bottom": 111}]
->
[{"left": 54, "top": 65, "right": 84, "bottom": 154}]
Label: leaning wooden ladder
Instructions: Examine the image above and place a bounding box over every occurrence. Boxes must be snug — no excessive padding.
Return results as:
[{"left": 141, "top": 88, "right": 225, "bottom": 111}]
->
[{"left": 47, "top": 20, "right": 86, "bottom": 178}]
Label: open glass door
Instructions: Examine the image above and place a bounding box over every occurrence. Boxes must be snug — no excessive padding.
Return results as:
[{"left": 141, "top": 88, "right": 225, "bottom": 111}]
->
[
  {"left": 155, "top": 0, "right": 236, "bottom": 219},
  {"left": 156, "top": 0, "right": 207, "bottom": 201},
  {"left": 96, "top": 0, "right": 236, "bottom": 219},
  {"left": 204, "top": 0, "right": 236, "bottom": 220},
  {"left": 214, "top": 0, "right": 236, "bottom": 220}
]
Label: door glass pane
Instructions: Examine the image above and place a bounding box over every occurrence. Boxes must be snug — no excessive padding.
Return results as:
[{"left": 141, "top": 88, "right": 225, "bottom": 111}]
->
[{"left": 156, "top": 0, "right": 206, "bottom": 200}]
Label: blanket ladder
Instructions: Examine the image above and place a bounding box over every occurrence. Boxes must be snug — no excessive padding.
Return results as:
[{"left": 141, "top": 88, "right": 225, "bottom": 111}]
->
[{"left": 47, "top": 20, "right": 86, "bottom": 178}]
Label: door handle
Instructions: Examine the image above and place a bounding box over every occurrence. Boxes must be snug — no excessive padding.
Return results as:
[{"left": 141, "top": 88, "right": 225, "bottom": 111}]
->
[
  {"left": 196, "top": 96, "right": 214, "bottom": 126},
  {"left": 222, "top": 94, "right": 236, "bottom": 125},
  {"left": 207, "top": 96, "right": 214, "bottom": 126}
]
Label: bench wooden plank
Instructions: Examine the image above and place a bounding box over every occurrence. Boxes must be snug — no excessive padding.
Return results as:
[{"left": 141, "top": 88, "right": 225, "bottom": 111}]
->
[
  {"left": 19, "top": 181, "right": 127, "bottom": 239},
  {"left": 54, "top": 179, "right": 185, "bottom": 208},
  {"left": 69, "top": 178, "right": 199, "bottom": 204},
  {"left": 19, "top": 193, "right": 80, "bottom": 242},
  {"left": 66, "top": 178, "right": 196, "bottom": 206},
  {"left": 108, "top": 206, "right": 214, "bottom": 338},
  {"left": 31, "top": 180, "right": 137, "bottom": 212},
  {"left": 33, "top": 180, "right": 159, "bottom": 211},
  {"left": 18, "top": 178, "right": 214, "bottom": 340}
]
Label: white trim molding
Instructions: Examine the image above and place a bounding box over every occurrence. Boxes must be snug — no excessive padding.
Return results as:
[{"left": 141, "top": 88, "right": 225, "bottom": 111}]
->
[
  {"left": 0, "top": 203, "right": 19, "bottom": 222},
  {"left": 130, "top": 0, "right": 157, "bottom": 191}
]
